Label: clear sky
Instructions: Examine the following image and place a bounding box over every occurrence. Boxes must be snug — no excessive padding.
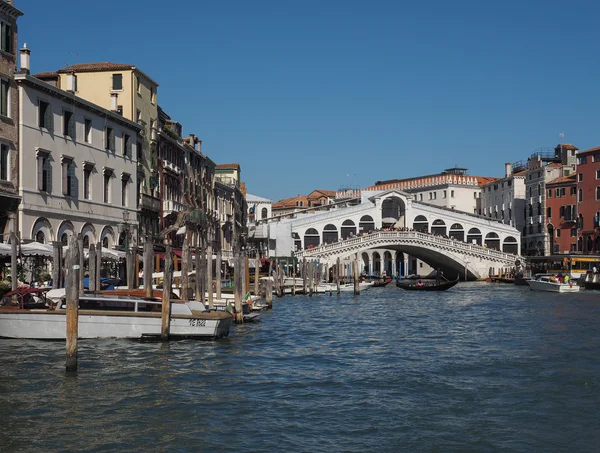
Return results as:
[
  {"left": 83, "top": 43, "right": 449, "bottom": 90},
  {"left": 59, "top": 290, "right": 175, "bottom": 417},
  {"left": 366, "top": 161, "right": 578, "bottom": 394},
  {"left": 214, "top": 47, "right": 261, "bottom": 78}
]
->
[{"left": 18, "top": 0, "right": 600, "bottom": 201}]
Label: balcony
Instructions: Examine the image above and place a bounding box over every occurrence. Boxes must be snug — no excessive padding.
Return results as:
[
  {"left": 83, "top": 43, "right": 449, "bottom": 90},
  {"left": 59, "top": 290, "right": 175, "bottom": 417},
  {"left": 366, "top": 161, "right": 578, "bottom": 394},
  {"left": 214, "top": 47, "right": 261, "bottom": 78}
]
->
[
  {"left": 163, "top": 199, "right": 187, "bottom": 215},
  {"left": 215, "top": 176, "right": 238, "bottom": 187},
  {"left": 139, "top": 193, "right": 161, "bottom": 212}
]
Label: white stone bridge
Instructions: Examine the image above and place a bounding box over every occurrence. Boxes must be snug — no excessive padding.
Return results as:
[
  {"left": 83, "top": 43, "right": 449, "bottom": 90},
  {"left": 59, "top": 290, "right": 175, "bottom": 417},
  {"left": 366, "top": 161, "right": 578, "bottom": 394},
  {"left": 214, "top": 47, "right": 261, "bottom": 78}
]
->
[
  {"left": 294, "top": 230, "right": 521, "bottom": 280},
  {"left": 258, "top": 188, "right": 523, "bottom": 280}
]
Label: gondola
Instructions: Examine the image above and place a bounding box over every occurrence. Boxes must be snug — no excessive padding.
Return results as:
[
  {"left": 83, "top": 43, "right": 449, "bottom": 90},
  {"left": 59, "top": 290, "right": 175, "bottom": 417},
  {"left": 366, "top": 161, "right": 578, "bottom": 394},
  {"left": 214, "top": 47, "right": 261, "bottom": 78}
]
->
[
  {"left": 396, "top": 275, "right": 460, "bottom": 291},
  {"left": 371, "top": 277, "right": 392, "bottom": 288}
]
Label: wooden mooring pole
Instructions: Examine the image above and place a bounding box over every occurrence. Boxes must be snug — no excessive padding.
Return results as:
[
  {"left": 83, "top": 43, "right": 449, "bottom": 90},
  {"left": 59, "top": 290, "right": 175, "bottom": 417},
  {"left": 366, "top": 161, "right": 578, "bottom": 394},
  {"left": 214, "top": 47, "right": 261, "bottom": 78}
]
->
[
  {"left": 144, "top": 237, "right": 153, "bottom": 297},
  {"left": 207, "top": 242, "right": 214, "bottom": 310},
  {"left": 254, "top": 251, "right": 259, "bottom": 296},
  {"left": 66, "top": 235, "right": 80, "bottom": 372},
  {"left": 161, "top": 245, "right": 173, "bottom": 341},
  {"left": 181, "top": 234, "right": 189, "bottom": 299},
  {"left": 353, "top": 258, "right": 360, "bottom": 295},
  {"left": 195, "top": 244, "right": 202, "bottom": 302},
  {"left": 96, "top": 241, "right": 102, "bottom": 290},
  {"left": 302, "top": 258, "right": 307, "bottom": 295},
  {"left": 52, "top": 241, "right": 62, "bottom": 290},
  {"left": 336, "top": 257, "right": 341, "bottom": 294},
  {"left": 78, "top": 234, "right": 84, "bottom": 296},
  {"left": 88, "top": 244, "right": 96, "bottom": 292},
  {"left": 215, "top": 250, "right": 222, "bottom": 300},
  {"left": 234, "top": 253, "right": 243, "bottom": 324},
  {"left": 308, "top": 261, "right": 314, "bottom": 297}
]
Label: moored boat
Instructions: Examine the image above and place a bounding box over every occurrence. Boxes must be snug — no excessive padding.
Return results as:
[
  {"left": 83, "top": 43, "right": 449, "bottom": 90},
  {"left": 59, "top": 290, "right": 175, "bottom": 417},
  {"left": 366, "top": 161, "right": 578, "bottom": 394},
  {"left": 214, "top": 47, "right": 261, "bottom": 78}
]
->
[
  {"left": 396, "top": 276, "right": 460, "bottom": 291},
  {"left": 526, "top": 274, "right": 580, "bottom": 293},
  {"left": 371, "top": 277, "right": 392, "bottom": 287},
  {"left": 0, "top": 292, "right": 233, "bottom": 340}
]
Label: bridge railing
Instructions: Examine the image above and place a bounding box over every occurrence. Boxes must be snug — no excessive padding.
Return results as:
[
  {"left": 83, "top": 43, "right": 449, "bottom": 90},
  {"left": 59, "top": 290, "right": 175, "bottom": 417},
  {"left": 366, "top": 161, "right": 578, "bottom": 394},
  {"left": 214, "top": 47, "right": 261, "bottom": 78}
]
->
[{"left": 295, "top": 230, "right": 521, "bottom": 263}]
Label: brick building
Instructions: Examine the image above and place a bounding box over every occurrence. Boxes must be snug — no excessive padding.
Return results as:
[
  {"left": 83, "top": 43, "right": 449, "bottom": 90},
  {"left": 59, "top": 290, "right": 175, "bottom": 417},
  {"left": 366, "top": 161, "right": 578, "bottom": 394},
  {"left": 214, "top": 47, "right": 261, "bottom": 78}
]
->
[
  {"left": 576, "top": 146, "right": 600, "bottom": 253},
  {"left": 546, "top": 174, "right": 577, "bottom": 254}
]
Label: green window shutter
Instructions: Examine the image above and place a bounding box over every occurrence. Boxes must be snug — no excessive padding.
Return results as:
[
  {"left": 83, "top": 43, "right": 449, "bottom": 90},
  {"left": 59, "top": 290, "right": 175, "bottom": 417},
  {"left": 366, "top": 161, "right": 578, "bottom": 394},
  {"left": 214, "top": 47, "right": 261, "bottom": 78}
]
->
[
  {"left": 43, "top": 156, "right": 52, "bottom": 193},
  {"left": 0, "top": 80, "right": 7, "bottom": 116},
  {"left": 110, "top": 128, "right": 115, "bottom": 151},
  {"left": 69, "top": 162, "right": 77, "bottom": 198},
  {"left": 44, "top": 103, "right": 53, "bottom": 131},
  {"left": 68, "top": 112, "right": 75, "bottom": 139}
]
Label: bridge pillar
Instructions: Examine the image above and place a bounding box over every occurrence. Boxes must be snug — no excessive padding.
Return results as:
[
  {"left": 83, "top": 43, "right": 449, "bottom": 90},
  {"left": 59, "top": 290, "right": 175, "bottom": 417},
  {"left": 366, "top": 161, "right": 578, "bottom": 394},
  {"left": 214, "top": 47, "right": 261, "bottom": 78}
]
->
[
  {"left": 392, "top": 252, "right": 397, "bottom": 278},
  {"left": 368, "top": 254, "right": 373, "bottom": 278},
  {"left": 404, "top": 256, "right": 409, "bottom": 277}
]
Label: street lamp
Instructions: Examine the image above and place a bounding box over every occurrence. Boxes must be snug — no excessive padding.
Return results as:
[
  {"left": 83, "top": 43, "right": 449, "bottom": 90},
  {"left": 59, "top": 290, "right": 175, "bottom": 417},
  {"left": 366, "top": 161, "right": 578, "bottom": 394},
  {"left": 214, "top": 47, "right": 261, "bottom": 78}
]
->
[{"left": 120, "top": 210, "right": 130, "bottom": 250}]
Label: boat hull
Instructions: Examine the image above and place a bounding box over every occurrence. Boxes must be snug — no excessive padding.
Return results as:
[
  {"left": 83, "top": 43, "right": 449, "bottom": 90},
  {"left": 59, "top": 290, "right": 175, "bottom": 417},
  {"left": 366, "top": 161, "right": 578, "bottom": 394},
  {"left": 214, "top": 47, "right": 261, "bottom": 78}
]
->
[
  {"left": 526, "top": 280, "right": 580, "bottom": 293},
  {"left": 396, "top": 277, "right": 459, "bottom": 291},
  {"left": 0, "top": 309, "right": 232, "bottom": 340}
]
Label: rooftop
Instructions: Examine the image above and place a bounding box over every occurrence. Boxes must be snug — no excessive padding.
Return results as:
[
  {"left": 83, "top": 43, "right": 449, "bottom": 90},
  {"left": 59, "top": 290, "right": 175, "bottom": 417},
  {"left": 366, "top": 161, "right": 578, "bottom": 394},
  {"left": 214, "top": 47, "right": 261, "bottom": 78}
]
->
[
  {"left": 547, "top": 174, "right": 576, "bottom": 186},
  {"left": 215, "top": 163, "right": 241, "bottom": 171},
  {"left": 56, "top": 62, "right": 159, "bottom": 86}
]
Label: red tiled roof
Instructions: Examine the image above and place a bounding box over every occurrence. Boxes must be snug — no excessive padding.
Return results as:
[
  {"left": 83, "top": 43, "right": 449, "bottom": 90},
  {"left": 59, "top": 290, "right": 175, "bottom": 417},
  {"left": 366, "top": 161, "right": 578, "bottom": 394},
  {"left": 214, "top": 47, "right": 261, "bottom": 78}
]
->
[
  {"left": 215, "top": 163, "right": 240, "bottom": 170},
  {"left": 547, "top": 174, "right": 576, "bottom": 186},
  {"left": 578, "top": 145, "right": 600, "bottom": 155},
  {"left": 57, "top": 62, "right": 135, "bottom": 73},
  {"left": 545, "top": 162, "right": 563, "bottom": 168},
  {"left": 32, "top": 72, "right": 59, "bottom": 79},
  {"left": 272, "top": 196, "right": 305, "bottom": 209},
  {"left": 556, "top": 143, "right": 578, "bottom": 150}
]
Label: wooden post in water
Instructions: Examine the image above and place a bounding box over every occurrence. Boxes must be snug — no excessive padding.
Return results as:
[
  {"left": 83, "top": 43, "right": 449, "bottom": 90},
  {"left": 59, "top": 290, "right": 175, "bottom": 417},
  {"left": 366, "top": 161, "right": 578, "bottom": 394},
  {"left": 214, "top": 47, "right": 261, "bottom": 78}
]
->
[
  {"left": 52, "top": 241, "right": 62, "bottom": 290},
  {"left": 265, "top": 278, "right": 273, "bottom": 308},
  {"left": 215, "top": 250, "right": 222, "bottom": 299},
  {"left": 234, "top": 253, "right": 243, "bottom": 323},
  {"left": 353, "top": 259, "right": 360, "bottom": 295},
  {"left": 245, "top": 255, "right": 250, "bottom": 298},
  {"left": 88, "top": 244, "right": 97, "bottom": 292},
  {"left": 161, "top": 245, "right": 173, "bottom": 341},
  {"left": 95, "top": 241, "right": 102, "bottom": 289},
  {"left": 66, "top": 235, "right": 80, "bottom": 372},
  {"left": 144, "top": 237, "right": 153, "bottom": 297},
  {"left": 135, "top": 251, "right": 140, "bottom": 288},
  {"left": 10, "top": 232, "right": 18, "bottom": 296},
  {"left": 77, "top": 234, "right": 84, "bottom": 295},
  {"left": 195, "top": 244, "right": 202, "bottom": 302},
  {"left": 128, "top": 247, "right": 136, "bottom": 290},
  {"left": 336, "top": 257, "right": 341, "bottom": 294},
  {"left": 291, "top": 257, "right": 296, "bottom": 296},
  {"left": 181, "top": 234, "right": 189, "bottom": 299},
  {"left": 200, "top": 238, "right": 207, "bottom": 304},
  {"left": 254, "top": 251, "right": 259, "bottom": 296},
  {"left": 308, "top": 261, "right": 314, "bottom": 297},
  {"left": 207, "top": 242, "right": 214, "bottom": 310},
  {"left": 302, "top": 258, "right": 307, "bottom": 295}
]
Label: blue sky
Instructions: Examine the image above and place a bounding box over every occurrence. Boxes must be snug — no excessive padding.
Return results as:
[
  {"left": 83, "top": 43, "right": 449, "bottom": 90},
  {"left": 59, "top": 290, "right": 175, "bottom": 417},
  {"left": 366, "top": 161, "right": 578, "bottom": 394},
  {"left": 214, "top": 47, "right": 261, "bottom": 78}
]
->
[{"left": 18, "top": 0, "right": 600, "bottom": 201}]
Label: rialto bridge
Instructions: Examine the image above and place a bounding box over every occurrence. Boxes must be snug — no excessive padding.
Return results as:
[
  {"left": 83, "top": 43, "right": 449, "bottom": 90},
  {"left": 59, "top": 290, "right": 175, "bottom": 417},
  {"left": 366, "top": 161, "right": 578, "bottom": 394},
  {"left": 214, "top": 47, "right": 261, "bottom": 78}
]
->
[{"left": 258, "top": 189, "right": 523, "bottom": 280}]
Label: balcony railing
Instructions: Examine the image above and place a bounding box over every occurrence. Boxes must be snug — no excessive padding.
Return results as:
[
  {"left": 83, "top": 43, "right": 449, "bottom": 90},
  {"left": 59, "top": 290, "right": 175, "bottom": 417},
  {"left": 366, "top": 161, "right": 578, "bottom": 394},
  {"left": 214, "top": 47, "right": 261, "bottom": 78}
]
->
[
  {"left": 163, "top": 199, "right": 186, "bottom": 215},
  {"left": 139, "top": 193, "right": 161, "bottom": 212}
]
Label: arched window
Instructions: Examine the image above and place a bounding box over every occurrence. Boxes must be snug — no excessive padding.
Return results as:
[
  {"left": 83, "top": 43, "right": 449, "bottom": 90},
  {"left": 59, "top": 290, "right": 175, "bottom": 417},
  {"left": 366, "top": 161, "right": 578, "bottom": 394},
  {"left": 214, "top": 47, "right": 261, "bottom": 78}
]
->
[
  {"left": 485, "top": 232, "right": 501, "bottom": 251},
  {"left": 102, "top": 237, "right": 109, "bottom": 248},
  {"left": 431, "top": 219, "right": 446, "bottom": 236},
  {"left": 467, "top": 228, "right": 482, "bottom": 245},
  {"left": 449, "top": 223, "right": 464, "bottom": 242},
  {"left": 61, "top": 233, "right": 69, "bottom": 245},
  {"left": 341, "top": 219, "right": 356, "bottom": 239},
  {"left": 304, "top": 228, "right": 320, "bottom": 249},
  {"left": 413, "top": 215, "right": 428, "bottom": 232},
  {"left": 36, "top": 231, "right": 45, "bottom": 244},
  {"left": 261, "top": 207, "right": 268, "bottom": 219},
  {"left": 503, "top": 235, "right": 519, "bottom": 254},
  {"left": 83, "top": 236, "right": 90, "bottom": 249},
  {"left": 359, "top": 215, "right": 374, "bottom": 233},
  {"left": 292, "top": 232, "right": 301, "bottom": 251},
  {"left": 322, "top": 224, "right": 338, "bottom": 244}
]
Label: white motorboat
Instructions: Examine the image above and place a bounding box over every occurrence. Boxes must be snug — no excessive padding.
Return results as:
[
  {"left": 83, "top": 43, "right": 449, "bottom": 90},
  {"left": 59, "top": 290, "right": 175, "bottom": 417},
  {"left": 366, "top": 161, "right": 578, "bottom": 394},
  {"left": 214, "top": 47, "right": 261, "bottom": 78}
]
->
[
  {"left": 526, "top": 274, "right": 580, "bottom": 293},
  {"left": 0, "top": 291, "right": 233, "bottom": 340}
]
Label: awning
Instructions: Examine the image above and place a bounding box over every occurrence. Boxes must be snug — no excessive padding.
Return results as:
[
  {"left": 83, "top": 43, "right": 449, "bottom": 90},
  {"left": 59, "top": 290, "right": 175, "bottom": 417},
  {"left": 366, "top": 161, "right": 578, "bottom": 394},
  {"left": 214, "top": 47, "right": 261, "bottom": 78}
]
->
[{"left": 176, "top": 226, "right": 186, "bottom": 235}]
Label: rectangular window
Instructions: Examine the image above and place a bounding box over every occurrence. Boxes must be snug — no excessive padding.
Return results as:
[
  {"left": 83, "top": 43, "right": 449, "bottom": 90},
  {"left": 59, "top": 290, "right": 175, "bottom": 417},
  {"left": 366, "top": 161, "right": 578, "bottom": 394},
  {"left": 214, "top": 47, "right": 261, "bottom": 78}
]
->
[
  {"left": 0, "top": 143, "right": 8, "bottom": 181},
  {"left": 105, "top": 126, "right": 115, "bottom": 151},
  {"left": 579, "top": 156, "right": 587, "bottom": 165},
  {"left": 116, "top": 105, "right": 123, "bottom": 116},
  {"left": 547, "top": 189, "right": 552, "bottom": 198},
  {"left": 451, "top": 190, "right": 455, "bottom": 198},
  {"left": 560, "top": 206, "right": 565, "bottom": 218},
  {"left": 83, "top": 166, "right": 92, "bottom": 200},
  {"left": 123, "top": 134, "right": 131, "bottom": 157},
  {"left": 137, "top": 141, "right": 142, "bottom": 161},
  {"left": 136, "top": 78, "right": 141, "bottom": 94},
  {"left": 37, "top": 152, "right": 51, "bottom": 192},
  {"left": 571, "top": 228, "right": 577, "bottom": 237},
  {"left": 151, "top": 87, "right": 156, "bottom": 104},
  {"left": 0, "top": 78, "right": 8, "bottom": 117},
  {"left": 578, "top": 173, "right": 583, "bottom": 182},
  {"left": 136, "top": 109, "right": 141, "bottom": 123},
  {"left": 62, "top": 158, "right": 76, "bottom": 197},
  {"left": 596, "top": 169, "right": 600, "bottom": 179},
  {"left": 121, "top": 174, "right": 129, "bottom": 206},
  {"left": 84, "top": 118, "right": 92, "bottom": 143},
  {"left": 556, "top": 229, "right": 561, "bottom": 237},
  {"left": 39, "top": 100, "right": 53, "bottom": 130},
  {"left": 103, "top": 171, "right": 112, "bottom": 203},
  {"left": 419, "top": 194, "right": 423, "bottom": 201},
  {"left": 63, "top": 110, "right": 75, "bottom": 139},
  {"left": 1, "top": 21, "right": 12, "bottom": 54},
  {"left": 578, "top": 188, "right": 583, "bottom": 203},
  {"left": 560, "top": 187, "right": 566, "bottom": 197},
  {"left": 547, "top": 207, "right": 552, "bottom": 218},
  {"left": 570, "top": 186, "right": 576, "bottom": 196},
  {"left": 112, "top": 74, "right": 123, "bottom": 91},
  {"left": 443, "top": 190, "right": 447, "bottom": 198}
]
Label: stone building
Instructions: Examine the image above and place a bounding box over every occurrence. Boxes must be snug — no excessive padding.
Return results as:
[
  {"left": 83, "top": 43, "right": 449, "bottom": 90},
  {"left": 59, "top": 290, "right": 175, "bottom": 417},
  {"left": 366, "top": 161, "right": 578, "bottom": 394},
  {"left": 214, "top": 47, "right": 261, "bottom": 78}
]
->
[
  {"left": 0, "top": 0, "right": 23, "bottom": 241},
  {"left": 15, "top": 59, "right": 141, "bottom": 248}
]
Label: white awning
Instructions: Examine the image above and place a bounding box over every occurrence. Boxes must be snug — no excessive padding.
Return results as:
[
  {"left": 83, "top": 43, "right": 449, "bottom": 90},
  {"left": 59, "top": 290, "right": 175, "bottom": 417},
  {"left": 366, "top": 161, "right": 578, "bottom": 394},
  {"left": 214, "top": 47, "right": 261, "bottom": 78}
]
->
[{"left": 176, "top": 226, "right": 187, "bottom": 235}]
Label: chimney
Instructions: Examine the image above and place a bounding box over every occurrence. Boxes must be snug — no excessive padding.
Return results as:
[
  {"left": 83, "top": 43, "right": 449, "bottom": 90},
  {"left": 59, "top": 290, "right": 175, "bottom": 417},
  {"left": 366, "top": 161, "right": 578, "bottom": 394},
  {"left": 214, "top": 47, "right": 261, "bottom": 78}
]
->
[
  {"left": 66, "top": 72, "right": 76, "bottom": 93},
  {"left": 505, "top": 162, "right": 512, "bottom": 178},
  {"left": 20, "top": 43, "right": 30, "bottom": 74},
  {"left": 110, "top": 93, "right": 118, "bottom": 112}
]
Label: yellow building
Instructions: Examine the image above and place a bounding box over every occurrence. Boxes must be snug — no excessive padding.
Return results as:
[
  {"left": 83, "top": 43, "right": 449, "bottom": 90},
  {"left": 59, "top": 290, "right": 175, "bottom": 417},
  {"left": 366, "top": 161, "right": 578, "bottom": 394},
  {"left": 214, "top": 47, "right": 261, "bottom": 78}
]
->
[{"left": 54, "top": 62, "right": 160, "bottom": 238}]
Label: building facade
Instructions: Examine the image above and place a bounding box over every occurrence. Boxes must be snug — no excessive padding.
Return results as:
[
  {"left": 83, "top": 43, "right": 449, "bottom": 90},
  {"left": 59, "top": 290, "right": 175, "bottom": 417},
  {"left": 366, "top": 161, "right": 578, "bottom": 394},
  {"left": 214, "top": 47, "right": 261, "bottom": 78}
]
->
[
  {"left": 522, "top": 145, "right": 577, "bottom": 256},
  {"left": 53, "top": 62, "right": 160, "bottom": 239},
  {"left": 576, "top": 146, "right": 600, "bottom": 253},
  {"left": 546, "top": 174, "right": 577, "bottom": 254},
  {"left": 0, "top": 0, "right": 23, "bottom": 241},
  {"left": 15, "top": 70, "right": 140, "bottom": 248}
]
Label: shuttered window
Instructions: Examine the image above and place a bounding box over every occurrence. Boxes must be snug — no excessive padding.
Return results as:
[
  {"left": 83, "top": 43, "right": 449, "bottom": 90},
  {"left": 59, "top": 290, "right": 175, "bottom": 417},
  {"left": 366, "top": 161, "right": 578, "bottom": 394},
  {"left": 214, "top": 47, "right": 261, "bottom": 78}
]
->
[
  {"left": 105, "top": 126, "right": 115, "bottom": 151},
  {"left": 112, "top": 74, "right": 122, "bottom": 91},
  {"left": 62, "top": 158, "right": 77, "bottom": 197},
  {"left": 37, "top": 152, "right": 51, "bottom": 192},
  {"left": 121, "top": 174, "right": 129, "bottom": 206},
  {"left": 0, "top": 79, "right": 8, "bottom": 117},
  {"left": 39, "top": 100, "right": 53, "bottom": 130},
  {"left": 123, "top": 134, "right": 131, "bottom": 157},
  {"left": 63, "top": 110, "right": 75, "bottom": 139},
  {"left": 0, "top": 143, "right": 8, "bottom": 181},
  {"left": 1, "top": 21, "right": 12, "bottom": 54},
  {"left": 103, "top": 169, "right": 113, "bottom": 203}
]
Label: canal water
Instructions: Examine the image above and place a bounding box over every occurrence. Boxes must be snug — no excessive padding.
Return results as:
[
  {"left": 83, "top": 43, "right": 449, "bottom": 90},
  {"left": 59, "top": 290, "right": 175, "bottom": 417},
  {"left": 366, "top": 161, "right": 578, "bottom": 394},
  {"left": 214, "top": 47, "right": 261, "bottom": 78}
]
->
[{"left": 1, "top": 283, "right": 599, "bottom": 452}]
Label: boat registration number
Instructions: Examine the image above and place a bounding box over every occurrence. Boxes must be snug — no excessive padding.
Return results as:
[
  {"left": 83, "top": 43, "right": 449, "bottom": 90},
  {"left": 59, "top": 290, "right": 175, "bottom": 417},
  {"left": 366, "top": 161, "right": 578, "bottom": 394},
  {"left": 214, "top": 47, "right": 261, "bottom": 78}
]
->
[{"left": 189, "top": 319, "right": 207, "bottom": 327}]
